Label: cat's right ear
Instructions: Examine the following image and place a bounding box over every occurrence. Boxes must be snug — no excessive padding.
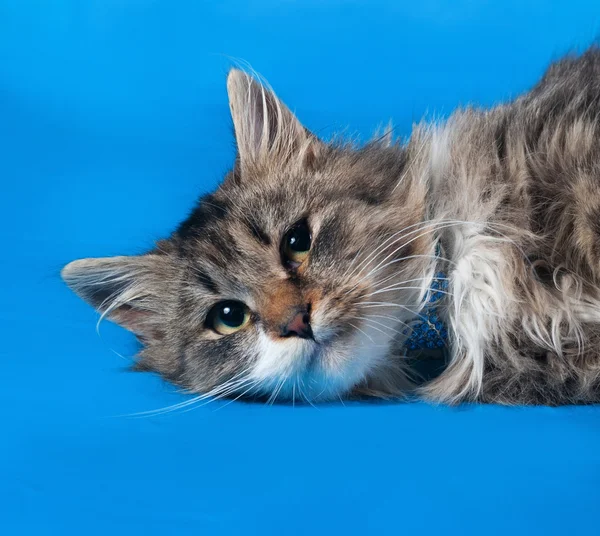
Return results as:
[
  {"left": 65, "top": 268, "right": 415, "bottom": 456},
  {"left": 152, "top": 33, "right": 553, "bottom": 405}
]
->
[
  {"left": 61, "top": 254, "right": 169, "bottom": 341},
  {"left": 226, "top": 69, "right": 323, "bottom": 171}
]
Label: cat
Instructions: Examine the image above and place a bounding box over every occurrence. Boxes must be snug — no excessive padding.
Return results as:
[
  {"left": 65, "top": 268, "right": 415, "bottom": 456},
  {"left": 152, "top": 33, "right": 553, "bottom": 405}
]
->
[{"left": 63, "top": 47, "right": 600, "bottom": 406}]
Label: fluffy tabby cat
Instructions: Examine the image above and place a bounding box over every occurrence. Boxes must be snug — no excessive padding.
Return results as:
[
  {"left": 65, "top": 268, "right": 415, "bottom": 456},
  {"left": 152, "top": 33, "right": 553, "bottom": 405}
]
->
[{"left": 63, "top": 48, "right": 600, "bottom": 405}]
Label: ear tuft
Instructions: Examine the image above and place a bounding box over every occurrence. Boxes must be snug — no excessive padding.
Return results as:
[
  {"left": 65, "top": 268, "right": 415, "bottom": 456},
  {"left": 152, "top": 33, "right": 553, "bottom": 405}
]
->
[{"left": 372, "top": 120, "right": 395, "bottom": 148}]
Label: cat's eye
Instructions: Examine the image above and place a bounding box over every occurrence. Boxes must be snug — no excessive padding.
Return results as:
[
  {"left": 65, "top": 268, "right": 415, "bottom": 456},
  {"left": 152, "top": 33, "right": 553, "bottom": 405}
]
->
[
  {"left": 282, "top": 220, "right": 312, "bottom": 268},
  {"left": 206, "top": 300, "right": 251, "bottom": 335}
]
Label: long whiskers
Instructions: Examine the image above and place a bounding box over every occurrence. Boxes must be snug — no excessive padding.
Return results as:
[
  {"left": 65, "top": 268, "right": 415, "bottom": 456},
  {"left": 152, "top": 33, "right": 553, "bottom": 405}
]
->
[
  {"left": 364, "top": 285, "right": 453, "bottom": 300},
  {"left": 360, "top": 301, "right": 431, "bottom": 322},
  {"left": 349, "top": 315, "right": 409, "bottom": 338},
  {"left": 117, "top": 367, "right": 255, "bottom": 418},
  {"left": 346, "top": 218, "right": 531, "bottom": 304},
  {"left": 343, "top": 220, "right": 471, "bottom": 297},
  {"left": 344, "top": 218, "right": 452, "bottom": 282},
  {"left": 212, "top": 379, "right": 262, "bottom": 411},
  {"left": 348, "top": 321, "right": 376, "bottom": 344},
  {"left": 345, "top": 252, "right": 455, "bottom": 298}
]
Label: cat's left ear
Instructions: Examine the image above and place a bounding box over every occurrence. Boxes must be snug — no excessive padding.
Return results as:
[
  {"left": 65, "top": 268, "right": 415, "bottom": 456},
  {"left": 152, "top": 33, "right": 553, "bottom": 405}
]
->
[
  {"left": 61, "top": 254, "right": 170, "bottom": 342},
  {"left": 227, "top": 69, "right": 323, "bottom": 171}
]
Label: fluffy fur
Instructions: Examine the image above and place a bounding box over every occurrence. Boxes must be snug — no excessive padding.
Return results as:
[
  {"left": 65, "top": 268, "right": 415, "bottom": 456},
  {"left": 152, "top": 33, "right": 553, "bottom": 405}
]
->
[{"left": 63, "top": 48, "right": 600, "bottom": 405}]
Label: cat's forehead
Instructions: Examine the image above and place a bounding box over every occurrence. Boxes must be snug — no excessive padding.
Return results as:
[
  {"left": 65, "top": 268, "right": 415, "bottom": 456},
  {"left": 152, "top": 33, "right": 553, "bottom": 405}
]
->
[
  {"left": 179, "top": 171, "right": 331, "bottom": 241},
  {"left": 172, "top": 195, "right": 287, "bottom": 292}
]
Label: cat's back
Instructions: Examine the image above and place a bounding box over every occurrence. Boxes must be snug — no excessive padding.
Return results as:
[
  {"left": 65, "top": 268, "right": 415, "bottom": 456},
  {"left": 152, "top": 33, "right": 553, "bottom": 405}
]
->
[
  {"left": 525, "top": 46, "right": 600, "bottom": 113},
  {"left": 511, "top": 47, "right": 600, "bottom": 275},
  {"left": 423, "top": 48, "right": 600, "bottom": 253}
]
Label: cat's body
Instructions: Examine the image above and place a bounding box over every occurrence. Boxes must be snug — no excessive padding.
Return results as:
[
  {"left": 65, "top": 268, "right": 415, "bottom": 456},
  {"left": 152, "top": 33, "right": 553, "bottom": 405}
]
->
[{"left": 63, "top": 48, "right": 600, "bottom": 405}]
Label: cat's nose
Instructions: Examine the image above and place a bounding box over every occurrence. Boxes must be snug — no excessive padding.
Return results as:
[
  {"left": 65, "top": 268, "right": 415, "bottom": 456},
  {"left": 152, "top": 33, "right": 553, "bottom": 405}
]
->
[{"left": 281, "top": 306, "right": 313, "bottom": 340}]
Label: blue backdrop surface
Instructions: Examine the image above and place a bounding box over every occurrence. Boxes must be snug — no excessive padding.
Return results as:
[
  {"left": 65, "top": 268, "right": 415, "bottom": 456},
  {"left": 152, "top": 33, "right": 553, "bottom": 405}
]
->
[{"left": 2, "top": 1, "right": 600, "bottom": 534}]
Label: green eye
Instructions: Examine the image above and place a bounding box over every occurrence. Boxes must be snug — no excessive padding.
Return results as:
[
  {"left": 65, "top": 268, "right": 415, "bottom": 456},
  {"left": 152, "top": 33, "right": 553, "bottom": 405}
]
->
[
  {"left": 282, "top": 220, "right": 312, "bottom": 267},
  {"left": 206, "top": 300, "right": 251, "bottom": 335}
]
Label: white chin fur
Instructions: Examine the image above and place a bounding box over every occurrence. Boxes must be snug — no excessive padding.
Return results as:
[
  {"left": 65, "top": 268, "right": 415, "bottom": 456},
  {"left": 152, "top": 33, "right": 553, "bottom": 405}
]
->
[{"left": 249, "top": 320, "right": 394, "bottom": 402}]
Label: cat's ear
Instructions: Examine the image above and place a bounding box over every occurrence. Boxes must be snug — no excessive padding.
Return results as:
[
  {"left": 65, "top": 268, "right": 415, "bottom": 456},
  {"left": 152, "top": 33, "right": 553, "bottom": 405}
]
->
[
  {"left": 227, "top": 69, "right": 322, "bottom": 170},
  {"left": 61, "top": 254, "right": 169, "bottom": 341}
]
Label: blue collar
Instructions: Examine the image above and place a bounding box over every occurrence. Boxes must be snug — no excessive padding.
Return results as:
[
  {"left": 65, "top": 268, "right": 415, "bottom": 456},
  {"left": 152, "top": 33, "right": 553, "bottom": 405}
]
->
[{"left": 402, "top": 270, "right": 448, "bottom": 352}]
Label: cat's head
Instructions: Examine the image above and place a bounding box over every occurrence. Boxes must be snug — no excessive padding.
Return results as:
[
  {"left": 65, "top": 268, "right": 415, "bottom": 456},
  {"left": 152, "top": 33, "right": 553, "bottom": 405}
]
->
[{"left": 62, "top": 70, "right": 433, "bottom": 402}]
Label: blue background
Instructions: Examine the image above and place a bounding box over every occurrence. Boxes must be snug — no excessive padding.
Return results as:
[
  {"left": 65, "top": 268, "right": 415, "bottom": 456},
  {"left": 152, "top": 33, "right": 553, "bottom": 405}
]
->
[{"left": 2, "top": 1, "right": 600, "bottom": 534}]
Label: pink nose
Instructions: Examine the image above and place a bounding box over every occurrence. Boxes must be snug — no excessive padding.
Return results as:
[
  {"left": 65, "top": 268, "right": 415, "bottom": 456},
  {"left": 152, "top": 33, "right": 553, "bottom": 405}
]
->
[{"left": 281, "top": 308, "right": 313, "bottom": 340}]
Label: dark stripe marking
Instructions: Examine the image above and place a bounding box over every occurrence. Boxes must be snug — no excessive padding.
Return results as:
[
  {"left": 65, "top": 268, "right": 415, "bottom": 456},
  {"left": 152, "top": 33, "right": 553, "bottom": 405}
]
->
[{"left": 195, "top": 268, "right": 219, "bottom": 294}]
